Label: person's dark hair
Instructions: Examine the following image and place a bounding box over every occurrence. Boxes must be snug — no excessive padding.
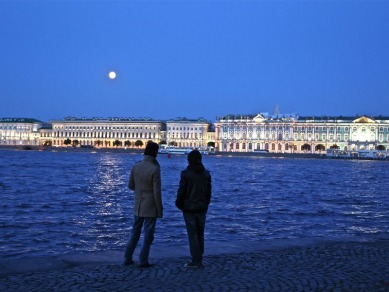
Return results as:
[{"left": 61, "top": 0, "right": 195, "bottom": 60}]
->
[
  {"left": 144, "top": 142, "right": 159, "bottom": 158},
  {"left": 188, "top": 150, "right": 202, "bottom": 164}
]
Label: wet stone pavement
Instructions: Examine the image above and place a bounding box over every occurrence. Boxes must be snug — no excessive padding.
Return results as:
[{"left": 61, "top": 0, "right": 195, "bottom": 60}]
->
[{"left": 1, "top": 241, "right": 389, "bottom": 291}]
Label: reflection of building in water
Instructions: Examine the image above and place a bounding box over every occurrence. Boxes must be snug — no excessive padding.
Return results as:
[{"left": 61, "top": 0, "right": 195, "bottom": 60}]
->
[
  {"left": 0, "top": 118, "right": 44, "bottom": 146},
  {"left": 214, "top": 114, "right": 389, "bottom": 153}
]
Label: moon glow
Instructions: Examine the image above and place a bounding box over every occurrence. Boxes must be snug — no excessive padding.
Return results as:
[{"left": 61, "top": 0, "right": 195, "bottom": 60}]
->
[{"left": 108, "top": 71, "right": 117, "bottom": 79}]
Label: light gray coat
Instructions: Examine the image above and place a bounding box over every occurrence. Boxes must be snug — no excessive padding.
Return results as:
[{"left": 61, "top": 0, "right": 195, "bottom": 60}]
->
[{"left": 128, "top": 155, "right": 163, "bottom": 218}]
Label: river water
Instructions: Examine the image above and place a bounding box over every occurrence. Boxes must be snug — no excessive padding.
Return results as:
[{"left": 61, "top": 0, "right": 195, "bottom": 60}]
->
[{"left": 1, "top": 149, "right": 388, "bottom": 259}]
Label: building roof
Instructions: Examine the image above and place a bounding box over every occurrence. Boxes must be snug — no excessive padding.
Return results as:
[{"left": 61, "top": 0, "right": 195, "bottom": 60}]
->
[
  {"left": 167, "top": 117, "right": 209, "bottom": 123},
  {"left": 299, "top": 115, "right": 389, "bottom": 123},
  {"left": 0, "top": 118, "right": 43, "bottom": 123},
  {"left": 50, "top": 117, "right": 161, "bottom": 123}
]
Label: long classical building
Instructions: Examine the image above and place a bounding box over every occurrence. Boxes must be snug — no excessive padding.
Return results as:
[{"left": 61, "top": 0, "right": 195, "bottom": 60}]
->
[
  {"left": 214, "top": 113, "right": 389, "bottom": 153},
  {"left": 166, "top": 118, "right": 211, "bottom": 148},
  {"left": 0, "top": 118, "right": 44, "bottom": 146},
  {"left": 2, "top": 114, "right": 389, "bottom": 154},
  {"left": 42, "top": 117, "right": 213, "bottom": 148},
  {"left": 47, "top": 117, "right": 164, "bottom": 148}
]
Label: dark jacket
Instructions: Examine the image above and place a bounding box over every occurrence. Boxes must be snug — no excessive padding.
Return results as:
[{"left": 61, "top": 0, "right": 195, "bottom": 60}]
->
[{"left": 175, "top": 163, "right": 212, "bottom": 213}]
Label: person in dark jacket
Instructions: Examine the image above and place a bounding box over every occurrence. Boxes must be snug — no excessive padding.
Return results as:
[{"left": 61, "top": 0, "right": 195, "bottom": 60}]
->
[{"left": 175, "top": 150, "right": 212, "bottom": 268}]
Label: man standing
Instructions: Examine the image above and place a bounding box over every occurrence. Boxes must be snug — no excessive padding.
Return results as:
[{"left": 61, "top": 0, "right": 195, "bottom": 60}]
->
[
  {"left": 124, "top": 142, "right": 163, "bottom": 268},
  {"left": 175, "top": 150, "right": 212, "bottom": 268}
]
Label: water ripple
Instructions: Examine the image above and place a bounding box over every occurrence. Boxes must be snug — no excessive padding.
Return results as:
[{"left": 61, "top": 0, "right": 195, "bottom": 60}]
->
[{"left": 0, "top": 150, "right": 388, "bottom": 259}]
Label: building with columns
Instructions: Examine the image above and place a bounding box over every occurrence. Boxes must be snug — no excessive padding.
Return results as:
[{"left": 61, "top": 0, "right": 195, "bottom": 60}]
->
[
  {"left": 165, "top": 118, "right": 211, "bottom": 148},
  {"left": 0, "top": 118, "right": 44, "bottom": 146},
  {"left": 214, "top": 114, "right": 389, "bottom": 153},
  {"left": 2, "top": 114, "right": 389, "bottom": 154},
  {"left": 45, "top": 117, "right": 163, "bottom": 148}
]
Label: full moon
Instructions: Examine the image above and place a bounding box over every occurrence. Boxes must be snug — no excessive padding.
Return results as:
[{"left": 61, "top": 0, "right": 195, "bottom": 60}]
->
[{"left": 108, "top": 71, "right": 117, "bottom": 79}]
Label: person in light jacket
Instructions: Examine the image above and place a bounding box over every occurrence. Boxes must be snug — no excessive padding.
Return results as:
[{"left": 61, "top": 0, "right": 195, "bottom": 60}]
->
[
  {"left": 176, "top": 150, "right": 212, "bottom": 268},
  {"left": 124, "top": 142, "right": 163, "bottom": 268}
]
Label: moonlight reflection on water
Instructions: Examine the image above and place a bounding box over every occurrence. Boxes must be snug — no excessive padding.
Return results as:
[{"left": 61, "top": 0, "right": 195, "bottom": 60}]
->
[{"left": 0, "top": 150, "right": 388, "bottom": 259}]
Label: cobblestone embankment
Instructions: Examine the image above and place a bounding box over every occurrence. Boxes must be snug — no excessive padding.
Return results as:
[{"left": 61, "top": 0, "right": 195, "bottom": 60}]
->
[{"left": 1, "top": 241, "right": 388, "bottom": 291}]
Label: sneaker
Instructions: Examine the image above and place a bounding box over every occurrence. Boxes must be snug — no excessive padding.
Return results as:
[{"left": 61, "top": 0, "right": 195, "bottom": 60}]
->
[
  {"left": 184, "top": 262, "right": 202, "bottom": 269},
  {"left": 123, "top": 259, "right": 134, "bottom": 266}
]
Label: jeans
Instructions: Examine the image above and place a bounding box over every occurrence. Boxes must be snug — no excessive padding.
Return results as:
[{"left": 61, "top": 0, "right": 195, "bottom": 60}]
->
[
  {"left": 124, "top": 215, "right": 157, "bottom": 265},
  {"left": 183, "top": 212, "right": 206, "bottom": 264}
]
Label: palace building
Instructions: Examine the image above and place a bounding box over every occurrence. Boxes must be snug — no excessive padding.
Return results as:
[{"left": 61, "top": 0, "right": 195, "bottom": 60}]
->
[
  {"left": 0, "top": 118, "right": 44, "bottom": 146},
  {"left": 46, "top": 117, "right": 163, "bottom": 148},
  {"left": 165, "top": 118, "right": 211, "bottom": 148},
  {"left": 214, "top": 114, "right": 389, "bottom": 153},
  {"left": 1, "top": 114, "right": 389, "bottom": 154}
]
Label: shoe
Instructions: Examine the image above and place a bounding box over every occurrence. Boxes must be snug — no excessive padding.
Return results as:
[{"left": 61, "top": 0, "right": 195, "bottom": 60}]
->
[
  {"left": 139, "top": 263, "right": 154, "bottom": 268},
  {"left": 123, "top": 259, "right": 134, "bottom": 266},
  {"left": 184, "top": 262, "right": 202, "bottom": 269}
]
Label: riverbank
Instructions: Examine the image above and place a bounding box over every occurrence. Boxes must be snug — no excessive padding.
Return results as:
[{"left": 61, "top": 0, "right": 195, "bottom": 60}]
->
[
  {"left": 215, "top": 150, "right": 322, "bottom": 159},
  {"left": 0, "top": 145, "right": 322, "bottom": 159},
  {"left": 3, "top": 145, "right": 389, "bottom": 161},
  {"left": 0, "top": 145, "right": 144, "bottom": 154},
  {"left": 1, "top": 239, "right": 388, "bottom": 291}
]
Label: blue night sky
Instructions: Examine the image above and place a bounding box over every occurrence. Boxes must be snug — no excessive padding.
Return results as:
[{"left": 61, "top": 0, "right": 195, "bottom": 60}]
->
[{"left": 1, "top": 0, "right": 389, "bottom": 122}]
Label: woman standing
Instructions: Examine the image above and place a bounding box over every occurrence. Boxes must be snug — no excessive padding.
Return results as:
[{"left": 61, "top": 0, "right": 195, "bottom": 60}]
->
[{"left": 175, "top": 150, "right": 212, "bottom": 268}]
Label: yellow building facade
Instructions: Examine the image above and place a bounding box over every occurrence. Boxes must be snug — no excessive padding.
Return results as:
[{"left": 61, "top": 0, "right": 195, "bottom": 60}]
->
[
  {"left": 165, "top": 118, "right": 211, "bottom": 148},
  {"left": 47, "top": 117, "right": 163, "bottom": 148}
]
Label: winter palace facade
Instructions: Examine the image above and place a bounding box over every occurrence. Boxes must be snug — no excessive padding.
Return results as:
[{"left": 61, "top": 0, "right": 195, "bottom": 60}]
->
[
  {"left": 214, "top": 114, "right": 389, "bottom": 153},
  {"left": 1, "top": 113, "right": 389, "bottom": 153}
]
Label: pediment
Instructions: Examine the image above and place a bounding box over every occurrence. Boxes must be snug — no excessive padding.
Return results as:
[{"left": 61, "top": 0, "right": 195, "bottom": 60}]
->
[
  {"left": 253, "top": 114, "right": 266, "bottom": 122},
  {"left": 353, "top": 116, "right": 375, "bottom": 123}
]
